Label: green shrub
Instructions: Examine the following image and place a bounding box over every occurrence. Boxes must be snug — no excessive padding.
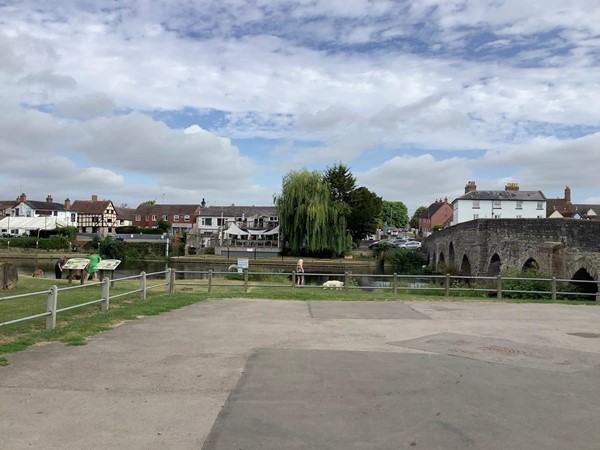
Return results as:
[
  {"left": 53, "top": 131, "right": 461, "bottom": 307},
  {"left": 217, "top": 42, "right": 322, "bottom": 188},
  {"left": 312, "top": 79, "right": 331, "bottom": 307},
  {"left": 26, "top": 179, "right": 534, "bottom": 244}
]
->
[{"left": 386, "top": 249, "right": 426, "bottom": 275}]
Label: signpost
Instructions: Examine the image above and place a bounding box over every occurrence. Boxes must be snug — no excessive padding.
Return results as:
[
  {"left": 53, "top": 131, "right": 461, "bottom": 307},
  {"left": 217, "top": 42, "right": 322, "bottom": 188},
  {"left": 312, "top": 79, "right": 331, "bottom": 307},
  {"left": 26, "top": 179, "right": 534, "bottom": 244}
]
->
[
  {"left": 63, "top": 258, "right": 90, "bottom": 285},
  {"left": 237, "top": 258, "right": 249, "bottom": 274},
  {"left": 96, "top": 259, "right": 122, "bottom": 285}
]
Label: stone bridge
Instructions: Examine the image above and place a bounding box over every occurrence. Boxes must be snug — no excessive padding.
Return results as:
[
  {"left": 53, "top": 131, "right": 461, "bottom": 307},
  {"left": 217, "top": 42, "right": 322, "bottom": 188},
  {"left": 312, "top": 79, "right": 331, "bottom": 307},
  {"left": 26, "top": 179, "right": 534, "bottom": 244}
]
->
[{"left": 424, "top": 219, "right": 600, "bottom": 297}]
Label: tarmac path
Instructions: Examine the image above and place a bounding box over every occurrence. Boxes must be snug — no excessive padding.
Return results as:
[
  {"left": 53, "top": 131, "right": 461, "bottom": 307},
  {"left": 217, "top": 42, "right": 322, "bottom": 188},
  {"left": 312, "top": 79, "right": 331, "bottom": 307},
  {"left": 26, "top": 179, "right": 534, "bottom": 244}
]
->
[{"left": 1, "top": 299, "right": 599, "bottom": 449}]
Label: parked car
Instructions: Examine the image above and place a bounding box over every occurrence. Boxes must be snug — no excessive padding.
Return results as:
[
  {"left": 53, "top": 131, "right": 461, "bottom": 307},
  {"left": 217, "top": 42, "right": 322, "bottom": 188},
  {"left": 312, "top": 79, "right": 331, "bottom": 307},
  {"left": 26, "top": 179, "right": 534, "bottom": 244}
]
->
[{"left": 400, "top": 241, "right": 422, "bottom": 250}]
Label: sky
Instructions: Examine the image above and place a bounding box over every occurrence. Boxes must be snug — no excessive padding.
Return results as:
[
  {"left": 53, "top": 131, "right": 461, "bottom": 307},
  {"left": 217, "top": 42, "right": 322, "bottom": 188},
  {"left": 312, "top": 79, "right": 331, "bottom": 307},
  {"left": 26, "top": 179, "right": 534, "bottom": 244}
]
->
[{"left": 1, "top": 0, "right": 600, "bottom": 214}]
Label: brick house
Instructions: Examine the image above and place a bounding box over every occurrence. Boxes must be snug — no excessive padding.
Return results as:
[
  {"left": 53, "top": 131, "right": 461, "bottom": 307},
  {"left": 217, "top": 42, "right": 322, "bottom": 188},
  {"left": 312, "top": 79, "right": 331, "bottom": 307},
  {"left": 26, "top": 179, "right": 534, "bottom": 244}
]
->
[
  {"left": 132, "top": 203, "right": 202, "bottom": 235},
  {"left": 419, "top": 198, "right": 453, "bottom": 235},
  {"left": 547, "top": 186, "right": 599, "bottom": 220},
  {"left": 71, "top": 195, "right": 118, "bottom": 236}
]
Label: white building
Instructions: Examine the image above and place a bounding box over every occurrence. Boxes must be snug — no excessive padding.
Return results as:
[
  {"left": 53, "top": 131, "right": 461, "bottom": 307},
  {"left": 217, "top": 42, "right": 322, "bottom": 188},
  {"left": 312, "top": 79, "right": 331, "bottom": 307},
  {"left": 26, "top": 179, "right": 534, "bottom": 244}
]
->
[
  {"left": 6, "top": 193, "right": 77, "bottom": 236},
  {"left": 192, "top": 205, "right": 279, "bottom": 247},
  {"left": 452, "top": 182, "right": 546, "bottom": 225}
]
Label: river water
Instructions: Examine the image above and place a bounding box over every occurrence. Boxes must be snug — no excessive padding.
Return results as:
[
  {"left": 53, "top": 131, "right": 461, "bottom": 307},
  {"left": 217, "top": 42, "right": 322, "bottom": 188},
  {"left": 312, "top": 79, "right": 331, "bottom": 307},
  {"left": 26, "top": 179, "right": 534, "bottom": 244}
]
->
[{"left": 3, "top": 256, "right": 390, "bottom": 286}]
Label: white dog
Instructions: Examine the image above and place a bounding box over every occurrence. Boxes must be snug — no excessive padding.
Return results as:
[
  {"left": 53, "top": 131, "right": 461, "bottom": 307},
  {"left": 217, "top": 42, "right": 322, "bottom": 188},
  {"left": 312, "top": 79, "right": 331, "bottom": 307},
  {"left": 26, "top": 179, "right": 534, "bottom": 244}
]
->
[{"left": 323, "top": 280, "right": 344, "bottom": 289}]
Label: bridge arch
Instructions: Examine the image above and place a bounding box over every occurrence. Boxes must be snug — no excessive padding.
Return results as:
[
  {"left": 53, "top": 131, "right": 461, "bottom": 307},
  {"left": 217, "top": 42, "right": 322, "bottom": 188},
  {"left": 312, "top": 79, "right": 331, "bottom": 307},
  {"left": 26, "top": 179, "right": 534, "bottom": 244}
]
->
[
  {"left": 449, "top": 242, "right": 456, "bottom": 267},
  {"left": 460, "top": 254, "right": 472, "bottom": 276},
  {"left": 523, "top": 257, "right": 539, "bottom": 272},
  {"left": 569, "top": 266, "right": 598, "bottom": 301},
  {"left": 438, "top": 252, "right": 446, "bottom": 273},
  {"left": 488, "top": 253, "right": 501, "bottom": 276}
]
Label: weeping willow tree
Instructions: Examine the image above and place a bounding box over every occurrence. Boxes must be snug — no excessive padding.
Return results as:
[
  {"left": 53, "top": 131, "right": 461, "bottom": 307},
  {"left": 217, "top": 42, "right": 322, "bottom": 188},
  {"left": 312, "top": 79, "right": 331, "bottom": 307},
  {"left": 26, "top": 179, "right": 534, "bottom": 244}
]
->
[{"left": 274, "top": 169, "right": 351, "bottom": 255}]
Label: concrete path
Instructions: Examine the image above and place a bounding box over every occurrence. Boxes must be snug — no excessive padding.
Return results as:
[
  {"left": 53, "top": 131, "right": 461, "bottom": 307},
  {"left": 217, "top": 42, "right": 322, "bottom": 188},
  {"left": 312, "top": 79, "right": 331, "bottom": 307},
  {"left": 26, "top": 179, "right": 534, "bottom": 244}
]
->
[{"left": 1, "top": 300, "right": 599, "bottom": 449}]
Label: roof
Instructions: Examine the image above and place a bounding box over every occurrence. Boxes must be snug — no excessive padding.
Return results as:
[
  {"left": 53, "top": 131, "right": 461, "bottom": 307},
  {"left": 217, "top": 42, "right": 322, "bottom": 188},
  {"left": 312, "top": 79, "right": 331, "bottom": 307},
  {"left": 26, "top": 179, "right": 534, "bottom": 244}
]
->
[
  {"left": 454, "top": 190, "right": 546, "bottom": 202},
  {"left": 23, "top": 200, "right": 67, "bottom": 212},
  {"left": 0, "top": 216, "right": 68, "bottom": 230},
  {"left": 574, "top": 204, "right": 600, "bottom": 219},
  {"left": 421, "top": 200, "right": 450, "bottom": 219},
  {"left": 0, "top": 200, "right": 16, "bottom": 209},
  {"left": 71, "top": 200, "right": 113, "bottom": 214},
  {"left": 115, "top": 207, "right": 136, "bottom": 220},
  {"left": 135, "top": 204, "right": 201, "bottom": 216},
  {"left": 199, "top": 205, "right": 277, "bottom": 217}
]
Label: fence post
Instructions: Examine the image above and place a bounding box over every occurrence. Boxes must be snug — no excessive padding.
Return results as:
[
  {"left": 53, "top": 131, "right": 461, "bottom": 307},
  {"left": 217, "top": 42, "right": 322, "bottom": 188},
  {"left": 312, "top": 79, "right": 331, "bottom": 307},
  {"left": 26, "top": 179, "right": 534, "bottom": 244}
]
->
[
  {"left": 393, "top": 273, "right": 398, "bottom": 296},
  {"left": 101, "top": 277, "right": 110, "bottom": 312},
  {"left": 208, "top": 269, "right": 213, "bottom": 293},
  {"left": 444, "top": 273, "right": 450, "bottom": 297},
  {"left": 140, "top": 271, "right": 147, "bottom": 300},
  {"left": 169, "top": 269, "right": 176, "bottom": 294},
  {"left": 244, "top": 269, "right": 249, "bottom": 293},
  {"left": 496, "top": 275, "right": 502, "bottom": 300},
  {"left": 344, "top": 272, "right": 349, "bottom": 292},
  {"left": 46, "top": 285, "right": 58, "bottom": 330},
  {"left": 551, "top": 276, "right": 557, "bottom": 301},
  {"left": 292, "top": 271, "right": 296, "bottom": 294}
]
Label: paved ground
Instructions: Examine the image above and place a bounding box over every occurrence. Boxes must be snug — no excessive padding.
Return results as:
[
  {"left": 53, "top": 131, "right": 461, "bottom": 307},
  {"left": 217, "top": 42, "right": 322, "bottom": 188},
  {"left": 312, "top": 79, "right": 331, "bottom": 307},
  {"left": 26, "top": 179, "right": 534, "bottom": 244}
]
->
[{"left": 1, "top": 299, "right": 599, "bottom": 449}]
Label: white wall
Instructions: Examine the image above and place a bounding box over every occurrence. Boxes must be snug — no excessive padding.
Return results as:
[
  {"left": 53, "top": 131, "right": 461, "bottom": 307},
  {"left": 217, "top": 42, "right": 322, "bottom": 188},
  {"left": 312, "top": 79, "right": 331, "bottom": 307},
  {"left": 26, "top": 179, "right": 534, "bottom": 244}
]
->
[{"left": 453, "top": 199, "right": 546, "bottom": 224}]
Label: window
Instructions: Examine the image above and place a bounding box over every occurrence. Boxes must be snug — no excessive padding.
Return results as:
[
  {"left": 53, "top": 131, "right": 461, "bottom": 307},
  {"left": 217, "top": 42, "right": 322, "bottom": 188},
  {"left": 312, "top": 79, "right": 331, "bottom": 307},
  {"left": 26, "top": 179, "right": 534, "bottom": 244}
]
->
[
  {"left": 217, "top": 217, "right": 225, "bottom": 226},
  {"left": 162, "top": 215, "right": 168, "bottom": 221},
  {"left": 53, "top": 211, "right": 58, "bottom": 216},
  {"left": 152, "top": 215, "right": 157, "bottom": 221},
  {"left": 494, "top": 213, "right": 501, "bottom": 218},
  {"left": 516, "top": 215, "right": 522, "bottom": 218},
  {"left": 472, "top": 200, "right": 480, "bottom": 209},
  {"left": 71, "top": 213, "right": 76, "bottom": 223},
  {"left": 184, "top": 215, "right": 190, "bottom": 222},
  {"left": 537, "top": 201, "right": 544, "bottom": 210},
  {"left": 173, "top": 227, "right": 180, "bottom": 233},
  {"left": 473, "top": 214, "right": 479, "bottom": 220},
  {"left": 202, "top": 218, "right": 212, "bottom": 226},
  {"left": 493, "top": 200, "right": 501, "bottom": 209},
  {"left": 174, "top": 215, "right": 179, "bottom": 221},
  {"left": 516, "top": 201, "right": 523, "bottom": 210},
  {"left": 136, "top": 215, "right": 141, "bottom": 221}
]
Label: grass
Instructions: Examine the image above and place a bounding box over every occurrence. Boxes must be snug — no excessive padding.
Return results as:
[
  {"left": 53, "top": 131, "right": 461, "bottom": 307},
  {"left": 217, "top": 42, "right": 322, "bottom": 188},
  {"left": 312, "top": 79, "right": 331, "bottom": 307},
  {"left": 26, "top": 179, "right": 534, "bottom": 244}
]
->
[{"left": 1, "top": 274, "right": 597, "bottom": 364}]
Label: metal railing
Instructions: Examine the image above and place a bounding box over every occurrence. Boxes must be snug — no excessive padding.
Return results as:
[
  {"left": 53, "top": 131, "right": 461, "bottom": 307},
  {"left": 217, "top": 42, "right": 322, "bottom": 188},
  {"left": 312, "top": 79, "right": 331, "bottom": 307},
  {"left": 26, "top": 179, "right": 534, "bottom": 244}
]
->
[
  {"left": 1, "top": 269, "right": 174, "bottom": 330},
  {"left": 1, "top": 269, "right": 597, "bottom": 331}
]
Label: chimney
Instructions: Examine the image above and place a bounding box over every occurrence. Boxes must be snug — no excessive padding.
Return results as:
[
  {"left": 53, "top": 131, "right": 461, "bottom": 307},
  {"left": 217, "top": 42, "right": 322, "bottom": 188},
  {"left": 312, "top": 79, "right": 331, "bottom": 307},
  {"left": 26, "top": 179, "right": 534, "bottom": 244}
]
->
[
  {"left": 444, "top": 197, "right": 448, "bottom": 203},
  {"left": 18, "top": 193, "right": 26, "bottom": 202},
  {"left": 464, "top": 181, "right": 477, "bottom": 194},
  {"left": 505, "top": 182, "right": 519, "bottom": 192},
  {"left": 46, "top": 195, "right": 53, "bottom": 203},
  {"left": 65, "top": 198, "right": 71, "bottom": 211},
  {"left": 201, "top": 198, "right": 206, "bottom": 208},
  {"left": 564, "top": 186, "right": 571, "bottom": 203},
  {"left": 91, "top": 194, "right": 98, "bottom": 202}
]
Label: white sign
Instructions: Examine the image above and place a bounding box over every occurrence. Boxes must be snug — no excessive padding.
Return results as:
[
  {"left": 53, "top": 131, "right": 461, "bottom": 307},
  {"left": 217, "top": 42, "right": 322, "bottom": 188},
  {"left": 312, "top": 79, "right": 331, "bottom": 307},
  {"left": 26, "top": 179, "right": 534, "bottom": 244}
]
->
[{"left": 237, "top": 258, "right": 249, "bottom": 273}]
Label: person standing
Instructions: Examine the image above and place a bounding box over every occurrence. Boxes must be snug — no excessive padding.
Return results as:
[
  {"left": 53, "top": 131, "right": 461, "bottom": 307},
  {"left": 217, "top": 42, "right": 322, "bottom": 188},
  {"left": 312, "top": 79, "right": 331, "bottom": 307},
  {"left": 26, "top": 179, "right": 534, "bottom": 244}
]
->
[
  {"left": 54, "top": 258, "right": 65, "bottom": 279},
  {"left": 296, "top": 259, "right": 305, "bottom": 286},
  {"left": 87, "top": 254, "right": 101, "bottom": 281}
]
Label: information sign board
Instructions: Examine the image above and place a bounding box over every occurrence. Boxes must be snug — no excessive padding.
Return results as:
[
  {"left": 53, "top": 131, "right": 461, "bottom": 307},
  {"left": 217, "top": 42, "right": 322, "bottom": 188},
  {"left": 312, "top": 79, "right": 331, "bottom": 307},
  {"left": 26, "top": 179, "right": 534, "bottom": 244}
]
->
[
  {"left": 96, "top": 259, "right": 122, "bottom": 271},
  {"left": 63, "top": 258, "right": 90, "bottom": 270},
  {"left": 237, "top": 258, "right": 249, "bottom": 273}
]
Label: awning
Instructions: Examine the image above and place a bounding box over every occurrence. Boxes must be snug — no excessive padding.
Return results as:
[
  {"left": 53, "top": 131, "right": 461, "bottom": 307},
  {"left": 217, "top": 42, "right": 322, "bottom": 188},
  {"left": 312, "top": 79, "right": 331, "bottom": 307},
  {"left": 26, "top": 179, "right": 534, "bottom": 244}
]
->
[
  {"left": 262, "top": 225, "right": 280, "bottom": 235},
  {"left": 223, "top": 223, "right": 249, "bottom": 236},
  {"left": 0, "top": 216, "right": 68, "bottom": 230}
]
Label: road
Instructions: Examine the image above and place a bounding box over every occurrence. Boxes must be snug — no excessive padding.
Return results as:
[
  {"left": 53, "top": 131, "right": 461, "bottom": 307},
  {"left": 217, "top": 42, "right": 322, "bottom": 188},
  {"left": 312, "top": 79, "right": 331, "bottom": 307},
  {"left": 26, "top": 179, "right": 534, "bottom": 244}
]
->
[{"left": 1, "top": 300, "right": 599, "bottom": 449}]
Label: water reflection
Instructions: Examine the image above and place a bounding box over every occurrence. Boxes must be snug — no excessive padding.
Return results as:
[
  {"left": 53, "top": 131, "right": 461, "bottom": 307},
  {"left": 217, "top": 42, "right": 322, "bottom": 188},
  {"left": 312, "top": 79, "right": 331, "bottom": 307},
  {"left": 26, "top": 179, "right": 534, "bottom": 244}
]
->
[{"left": 4, "top": 257, "right": 389, "bottom": 286}]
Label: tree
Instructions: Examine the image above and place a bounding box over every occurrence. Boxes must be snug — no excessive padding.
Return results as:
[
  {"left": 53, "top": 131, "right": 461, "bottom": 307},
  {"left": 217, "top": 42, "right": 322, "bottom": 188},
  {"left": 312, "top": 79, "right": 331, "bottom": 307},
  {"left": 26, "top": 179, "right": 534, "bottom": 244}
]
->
[
  {"left": 157, "top": 219, "right": 171, "bottom": 233},
  {"left": 323, "top": 163, "right": 356, "bottom": 204},
  {"left": 275, "top": 169, "right": 351, "bottom": 255},
  {"left": 381, "top": 201, "right": 409, "bottom": 228},
  {"left": 138, "top": 200, "right": 156, "bottom": 207},
  {"left": 347, "top": 187, "right": 382, "bottom": 244},
  {"left": 409, "top": 206, "right": 427, "bottom": 229}
]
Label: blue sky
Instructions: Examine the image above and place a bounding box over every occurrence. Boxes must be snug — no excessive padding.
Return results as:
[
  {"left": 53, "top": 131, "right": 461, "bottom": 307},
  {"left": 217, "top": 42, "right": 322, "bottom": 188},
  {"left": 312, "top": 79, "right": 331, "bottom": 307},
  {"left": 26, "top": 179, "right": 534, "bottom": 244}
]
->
[{"left": 1, "top": 0, "right": 600, "bottom": 213}]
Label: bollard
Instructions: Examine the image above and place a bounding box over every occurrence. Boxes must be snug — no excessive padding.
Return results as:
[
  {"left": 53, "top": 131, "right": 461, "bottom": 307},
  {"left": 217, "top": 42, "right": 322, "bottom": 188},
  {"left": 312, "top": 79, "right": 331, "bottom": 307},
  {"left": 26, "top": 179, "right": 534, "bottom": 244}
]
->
[
  {"left": 46, "top": 285, "right": 58, "bottom": 330},
  {"left": 140, "top": 271, "right": 147, "bottom": 300},
  {"left": 101, "top": 277, "right": 110, "bottom": 312}
]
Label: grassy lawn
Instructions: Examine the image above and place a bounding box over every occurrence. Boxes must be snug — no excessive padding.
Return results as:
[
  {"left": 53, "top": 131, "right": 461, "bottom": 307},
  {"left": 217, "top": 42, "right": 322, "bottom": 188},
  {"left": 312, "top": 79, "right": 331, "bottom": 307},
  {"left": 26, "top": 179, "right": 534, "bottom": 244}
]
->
[{"left": 1, "top": 275, "right": 597, "bottom": 365}]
